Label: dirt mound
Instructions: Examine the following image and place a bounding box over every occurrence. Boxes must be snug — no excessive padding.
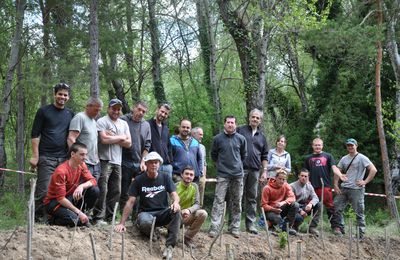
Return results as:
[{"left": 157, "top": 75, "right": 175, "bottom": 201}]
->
[{"left": 0, "top": 225, "right": 399, "bottom": 259}]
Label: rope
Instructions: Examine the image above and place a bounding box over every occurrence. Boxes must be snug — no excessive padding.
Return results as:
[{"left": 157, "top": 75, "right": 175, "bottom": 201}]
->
[{"left": 0, "top": 167, "right": 36, "bottom": 175}]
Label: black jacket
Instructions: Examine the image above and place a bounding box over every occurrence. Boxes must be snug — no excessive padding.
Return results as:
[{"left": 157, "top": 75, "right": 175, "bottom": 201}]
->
[{"left": 147, "top": 118, "right": 172, "bottom": 164}]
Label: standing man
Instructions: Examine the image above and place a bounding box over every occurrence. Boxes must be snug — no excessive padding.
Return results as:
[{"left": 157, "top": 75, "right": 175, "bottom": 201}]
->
[
  {"left": 209, "top": 115, "right": 247, "bottom": 238},
  {"left": 191, "top": 127, "right": 207, "bottom": 207},
  {"left": 92, "top": 99, "right": 131, "bottom": 224},
  {"left": 30, "top": 83, "right": 74, "bottom": 221},
  {"left": 115, "top": 152, "right": 181, "bottom": 259},
  {"left": 261, "top": 170, "right": 298, "bottom": 235},
  {"left": 237, "top": 108, "right": 269, "bottom": 234},
  {"left": 120, "top": 101, "right": 152, "bottom": 212},
  {"left": 176, "top": 166, "right": 208, "bottom": 247},
  {"left": 44, "top": 142, "right": 99, "bottom": 227},
  {"left": 170, "top": 119, "right": 202, "bottom": 182},
  {"left": 303, "top": 137, "right": 347, "bottom": 233},
  {"left": 333, "top": 138, "right": 377, "bottom": 238},
  {"left": 290, "top": 169, "right": 320, "bottom": 235},
  {"left": 148, "top": 104, "right": 173, "bottom": 176},
  {"left": 68, "top": 97, "right": 103, "bottom": 180}
]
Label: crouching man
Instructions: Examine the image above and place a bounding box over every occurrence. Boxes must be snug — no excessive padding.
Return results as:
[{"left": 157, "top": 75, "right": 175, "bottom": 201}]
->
[
  {"left": 115, "top": 152, "right": 181, "bottom": 259},
  {"left": 176, "top": 166, "right": 208, "bottom": 247},
  {"left": 44, "top": 142, "right": 99, "bottom": 227},
  {"left": 290, "top": 169, "right": 320, "bottom": 236},
  {"left": 261, "top": 170, "right": 298, "bottom": 235}
]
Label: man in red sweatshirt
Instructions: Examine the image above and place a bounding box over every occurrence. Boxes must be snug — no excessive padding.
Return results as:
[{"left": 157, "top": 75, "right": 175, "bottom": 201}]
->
[{"left": 261, "top": 170, "right": 298, "bottom": 235}]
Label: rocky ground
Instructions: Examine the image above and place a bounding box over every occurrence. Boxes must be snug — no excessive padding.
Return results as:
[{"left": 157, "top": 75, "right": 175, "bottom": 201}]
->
[{"left": 0, "top": 224, "right": 399, "bottom": 260}]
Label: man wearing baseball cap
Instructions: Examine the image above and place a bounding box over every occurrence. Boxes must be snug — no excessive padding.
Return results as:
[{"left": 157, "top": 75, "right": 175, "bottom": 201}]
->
[
  {"left": 333, "top": 138, "right": 377, "bottom": 239},
  {"left": 115, "top": 151, "right": 181, "bottom": 259}
]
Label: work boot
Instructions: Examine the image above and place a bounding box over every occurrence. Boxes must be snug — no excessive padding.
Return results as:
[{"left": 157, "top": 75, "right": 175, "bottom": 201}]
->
[
  {"left": 208, "top": 229, "right": 218, "bottom": 238},
  {"left": 247, "top": 226, "right": 258, "bottom": 235},
  {"left": 309, "top": 227, "right": 320, "bottom": 237},
  {"left": 230, "top": 230, "right": 240, "bottom": 238}
]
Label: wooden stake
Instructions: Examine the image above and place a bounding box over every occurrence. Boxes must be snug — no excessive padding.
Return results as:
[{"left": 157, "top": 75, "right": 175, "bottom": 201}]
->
[
  {"left": 219, "top": 202, "right": 227, "bottom": 247},
  {"left": 225, "top": 243, "right": 234, "bottom": 260},
  {"left": 319, "top": 178, "right": 325, "bottom": 250},
  {"left": 89, "top": 233, "right": 97, "bottom": 260},
  {"left": 296, "top": 240, "right": 302, "bottom": 260},
  {"left": 121, "top": 233, "right": 125, "bottom": 260},
  {"left": 27, "top": 178, "right": 36, "bottom": 260},
  {"left": 260, "top": 207, "right": 274, "bottom": 256},
  {"left": 109, "top": 202, "right": 119, "bottom": 250},
  {"left": 348, "top": 219, "right": 352, "bottom": 259},
  {"left": 286, "top": 222, "right": 291, "bottom": 258},
  {"left": 182, "top": 224, "right": 185, "bottom": 257},
  {"left": 149, "top": 217, "right": 157, "bottom": 255},
  {"left": 356, "top": 225, "right": 359, "bottom": 259}
]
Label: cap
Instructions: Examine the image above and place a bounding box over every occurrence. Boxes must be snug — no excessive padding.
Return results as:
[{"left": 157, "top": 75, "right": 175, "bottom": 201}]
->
[
  {"left": 143, "top": 152, "right": 163, "bottom": 164},
  {"left": 109, "top": 98, "right": 122, "bottom": 107},
  {"left": 346, "top": 138, "right": 358, "bottom": 146}
]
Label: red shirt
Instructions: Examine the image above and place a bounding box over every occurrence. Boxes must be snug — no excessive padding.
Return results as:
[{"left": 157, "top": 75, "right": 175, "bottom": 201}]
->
[
  {"left": 261, "top": 179, "right": 295, "bottom": 212},
  {"left": 43, "top": 161, "right": 97, "bottom": 205}
]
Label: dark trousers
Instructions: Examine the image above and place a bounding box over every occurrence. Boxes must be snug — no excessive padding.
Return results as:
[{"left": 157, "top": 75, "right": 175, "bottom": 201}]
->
[
  {"left": 46, "top": 186, "right": 99, "bottom": 227},
  {"left": 265, "top": 202, "right": 299, "bottom": 227},
  {"left": 294, "top": 202, "right": 321, "bottom": 229},
  {"left": 137, "top": 208, "right": 182, "bottom": 247},
  {"left": 120, "top": 164, "right": 141, "bottom": 214}
]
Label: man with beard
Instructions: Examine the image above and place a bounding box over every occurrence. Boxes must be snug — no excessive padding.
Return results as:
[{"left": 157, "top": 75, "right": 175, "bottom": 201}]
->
[{"left": 30, "top": 83, "right": 74, "bottom": 221}]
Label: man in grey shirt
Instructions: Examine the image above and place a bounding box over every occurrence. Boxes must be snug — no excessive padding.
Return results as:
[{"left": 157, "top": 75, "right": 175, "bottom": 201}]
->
[
  {"left": 290, "top": 169, "right": 320, "bottom": 236},
  {"left": 68, "top": 97, "right": 103, "bottom": 180},
  {"left": 333, "top": 138, "right": 377, "bottom": 239}
]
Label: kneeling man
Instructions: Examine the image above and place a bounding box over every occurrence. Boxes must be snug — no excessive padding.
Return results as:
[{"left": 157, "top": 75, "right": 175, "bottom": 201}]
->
[
  {"left": 44, "top": 142, "right": 99, "bottom": 227},
  {"left": 261, "top": 170, "right": 298, "bottom": 235},
  {"left": 115, "top": 152, "right": 181, "bottom": 259},
  {"left": 176, "top": 166, "right": 208, "bottom": 246}
]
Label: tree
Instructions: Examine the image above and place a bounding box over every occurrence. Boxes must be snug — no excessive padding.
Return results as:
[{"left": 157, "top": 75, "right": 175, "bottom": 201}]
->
[
  {"left": 0, "top": 0, "right": 26, "bottom": 187},
  {"left": 89, "top": 0, "right": 100, "bottom": 97}
]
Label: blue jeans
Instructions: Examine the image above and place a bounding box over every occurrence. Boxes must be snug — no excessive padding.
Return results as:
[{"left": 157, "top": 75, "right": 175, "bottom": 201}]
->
[
  {"left": 86, "top": 162, "right": 101, "bottom": 181},
  {"left": 159, "top": 164, "right": 173, "bottom": 178}
]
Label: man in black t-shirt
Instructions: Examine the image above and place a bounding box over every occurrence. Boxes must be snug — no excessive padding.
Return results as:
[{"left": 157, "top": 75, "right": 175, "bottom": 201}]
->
[
  {"left": 115, "top": 152, "right": 181, "bottom": 259},
  {"left": 303, "top": 138, "right": 347, "bottom": 234},
  {"left": 30, "top": 83, "right": 74, "bottom": 221}
]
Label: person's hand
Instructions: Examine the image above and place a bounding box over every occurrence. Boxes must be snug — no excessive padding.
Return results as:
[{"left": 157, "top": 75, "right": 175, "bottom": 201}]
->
[
  {"left": 77, "top": 211, "right": 89, "bottom": 224},
  {"left": 275, "top": 201, "right": 286, "bottom": 208},
  {"left": 140, "top": 160, "right": 147, "bottom": 172},
  {"left": 334, "top": 185, "right": 341, "bottom": 195},
  {"left": 115, "top": 223, "right": 126, "bottom": 233},
  {"left": 339, "top": 174, "right": 348, "bottom": 182},
  {"left": 272, "top": 207, "right": 282, "bottom": 214},
  {"left": 300, "top": 210, "right": 307, "bottom": 217},
  {"left": 305, "top": 203, "right": 312, "bottom": 212},
  {"left": 29, "top": 157, "right": 38, "bottom": 170},
  {"left": 73, "top": 185, "right": 84, "bottom": 201},
  {"left": 259, "top": 172, "right": 268, "bottom": 184},
  {"left": 181, "top": 209, "right": 190, "bottom": 219},
  {"left": 170, "top": 201, "right": 181, "bottom": 213},
  {"left": 356, "top": 179, "right": 366, "bottom": 187}
]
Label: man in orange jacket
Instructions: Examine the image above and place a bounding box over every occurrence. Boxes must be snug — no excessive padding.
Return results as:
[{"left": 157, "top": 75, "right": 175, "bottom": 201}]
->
[{"left": 261, "top": 169, "right": 298, "bottom": 235}]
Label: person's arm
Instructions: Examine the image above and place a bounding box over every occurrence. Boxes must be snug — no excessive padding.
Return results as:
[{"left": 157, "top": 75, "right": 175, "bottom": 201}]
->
[
  {"left": 210, "top": 138, "right": 218, "bottom": 162},
  {"left": 98, "top": 130, "right": 126, "bottom": 144},
  {"left": 285, "top": 153, "right": 292, "bottom": 173},
  {"left": 240, "top": 138, "right": 247, "bottom": 161},
  {"left": 115, "top": 196, "right": 137, "bottom": 232},
  {"left": 261, "top": 187, "right": 280, "bottom": 213},
  {"left": 72, "top": 179, "right": 94, "bottom": 201},
  {"left": 169, "top": 191, "right": 181, "bottom": 213},
  {"left": 260, "top": 159, "right": 268, "bottom": 183},
  {"left": 58, "top": 197, "right": 90, "bottom": 224},
  {"left": 118, "top": 122, "right": 132, "bottom": 148},
  {"left": 332, "top": 165, "right": 347, "bottom": 182},
  {"left": 187, "top": 184, "right": 201, "bottom": 214},
  {"left": 140, "top": 150, "right": 149, "bottom": 172},
  {"left": 357, "top": 163, "right": 377, "bottom": 187},
  {"left": 67, "top": 130, "right": 80, "bottom": 148},
  {"left": 29, "top": 138, "right": 40, "bottom": 169}
]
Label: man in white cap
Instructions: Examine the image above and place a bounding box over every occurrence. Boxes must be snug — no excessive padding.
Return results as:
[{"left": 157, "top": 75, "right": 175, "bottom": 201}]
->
[
  {"left": 115, "top": 152, "right": 181, "bottom": 259},
  {"left": 333, "top": 138, "right": 377, "bottom": 239}
]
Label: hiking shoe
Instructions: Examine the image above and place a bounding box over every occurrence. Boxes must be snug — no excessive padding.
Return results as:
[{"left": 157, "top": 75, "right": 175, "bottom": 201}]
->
[
  {"left": 288, "top": 228, "right": 297, "bottom": 236},
  {"left": 152, "top": 227, "right": 161, "bottom": 242},
  {"left": 94, "top": 219, "right": 108, "bottom": 226},
  {"left": 162, "top": 245, "right": 173, "bottom": 259},
  {"left": 333, "top": 227, "right": 343, "bottom": 236},
  {"left": 309, "top": 227, "right": 320, "bottom": 237},
  {"left": 230, "top": 230, "right": 240, "bottom": 238},
  {"left": 247, "top": 226, "right": 258, "bottom": 235},
  {"left": 208, "top": 229, "right": 218, "bottom": 238},
  {"left": 184, "top": 236, "right": 195, "bottom": 248}
]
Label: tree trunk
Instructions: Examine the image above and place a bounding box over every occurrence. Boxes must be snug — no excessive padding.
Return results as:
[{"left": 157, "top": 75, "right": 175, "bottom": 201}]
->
[
  {"left": 16, "top": 56, "right": 25, "bottom": 194},
  {"left": 196, "top": 0, "right": 222, "bottom": 134},
  {"left": 89, "top": 0, "right": 100, "bottom": 98},
  {"left": 38, "top": 0, "right": 52, "bottom": 106},
  {"left": 147, "top": 0, "right": 167, "bottom": 104},
  {"left": 375, "top": 0, "right": 400, "bottom": 229},
  {"left": 0, "top": 0, "right": 26, "bottom": 188}
]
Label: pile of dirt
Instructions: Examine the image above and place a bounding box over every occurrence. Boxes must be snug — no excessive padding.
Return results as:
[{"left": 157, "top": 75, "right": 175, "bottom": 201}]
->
[{"left": 0, "top": 224, "right": 399, "bottom": 259}]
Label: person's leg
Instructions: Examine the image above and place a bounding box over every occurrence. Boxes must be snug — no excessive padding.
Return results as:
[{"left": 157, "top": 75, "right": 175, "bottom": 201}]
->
[
  {"left": 83, "top": 186, "right": 100, "bottom": 210},
  {"left": 158, "top": 164, "right": 173, "bottom": 178},
  {"left": 105, "top": 164, "right": 122, "bottom": 221},
  {"left": 228, "top": 178, "right": 244, "bottom": 233},
  {"left": 120, "top": 164, "right": 135, "bottom": 214},
  {"left": 87, "top": 163, "right": 101, "bottom": 181},
  {"left": 154, "top": 208, "right": 182, "bottom": 247},
  {"left": 34, "top": 156, "right": 64, "bottom": 219},
  {"left": 198, "top": 174, "right": 206, "bottom": 207},
  {"left": 209, "top": 177, "right": 229, "bottom": 232},
  {"left": 137, "top": 212, "right": 156, "bottom": 236},
  {"left": 333, "top": 188, "right": 349, "bottom": 231},
  {"left": 243, "top": 169, "right": 259, "bottom": 230},
  {"left": 310, "top": 202, "right": 321, "bottom": 228},
  {"left": 265, "top": 212, "right": 282, "bottom": 227},
  {"left": 184, "top": 209, "right": 208, "bottom": 239},
  {"left": 349, "top": 188, "right": 365, "bottom": 236},
  {"left": 92, "top": 160, "right": 111, "bottom": 221}
]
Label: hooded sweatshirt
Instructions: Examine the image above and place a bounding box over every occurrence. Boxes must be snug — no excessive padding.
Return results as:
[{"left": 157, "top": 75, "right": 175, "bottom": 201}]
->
[{"left": 261, "top": 179, "right": 295, "bottom": 212}]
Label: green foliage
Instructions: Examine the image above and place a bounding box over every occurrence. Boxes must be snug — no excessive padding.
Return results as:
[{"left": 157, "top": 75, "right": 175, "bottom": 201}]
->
[
  {"left": 343, "top": 206, "right": 356, "bottom": 222},
  {"left": 367, "top": 208, "right": 391, "bottom": 227},
  {"left": 277, "top": 230, "right": 288, "bottom": 249},
  {"left": 0, "top": 192, "right": 27, "bottom": 229}
]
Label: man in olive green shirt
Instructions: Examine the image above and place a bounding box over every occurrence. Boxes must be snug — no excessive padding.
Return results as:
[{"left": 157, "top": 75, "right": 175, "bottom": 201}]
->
[{"left": 176, "top": 166, "right": 208, "bottom": 246}]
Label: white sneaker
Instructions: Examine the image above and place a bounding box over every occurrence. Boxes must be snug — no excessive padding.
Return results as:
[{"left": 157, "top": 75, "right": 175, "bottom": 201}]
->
[
  {"left": 95, "top": 220, "right": 108, "bottom": 226},
  {"left": 162, "top": 245, "right": 173, "bottom": 259}
]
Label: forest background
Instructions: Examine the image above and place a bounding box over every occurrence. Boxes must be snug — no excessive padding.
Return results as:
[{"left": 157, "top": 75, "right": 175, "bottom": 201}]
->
[{"left": 1, "top": 0, "right": 400, "bottom": 226}]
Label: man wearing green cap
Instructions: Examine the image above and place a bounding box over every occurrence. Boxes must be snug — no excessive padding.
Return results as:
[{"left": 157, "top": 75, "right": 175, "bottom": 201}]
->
[{"left": 333, "top": 138, "right": 377, "bottom": 239}]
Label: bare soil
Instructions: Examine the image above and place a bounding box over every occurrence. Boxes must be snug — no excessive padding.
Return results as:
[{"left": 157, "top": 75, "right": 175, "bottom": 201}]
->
[{"left": 0, "top": 224, "right": 399, "bottom": 260}]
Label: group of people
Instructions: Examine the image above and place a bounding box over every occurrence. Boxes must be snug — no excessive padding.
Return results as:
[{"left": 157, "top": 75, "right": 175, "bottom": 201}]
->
[{"left": 30, "top": 82, "right": 377, "bottom": 258}]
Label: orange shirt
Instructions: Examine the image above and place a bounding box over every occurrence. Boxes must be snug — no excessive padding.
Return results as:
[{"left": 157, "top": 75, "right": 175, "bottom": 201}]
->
[
  {"left": 261, "top": 179, "right": 295, "bottom": 212},
  {"left": 43, "top": 161, "right": 97, "bottom": 205}
]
